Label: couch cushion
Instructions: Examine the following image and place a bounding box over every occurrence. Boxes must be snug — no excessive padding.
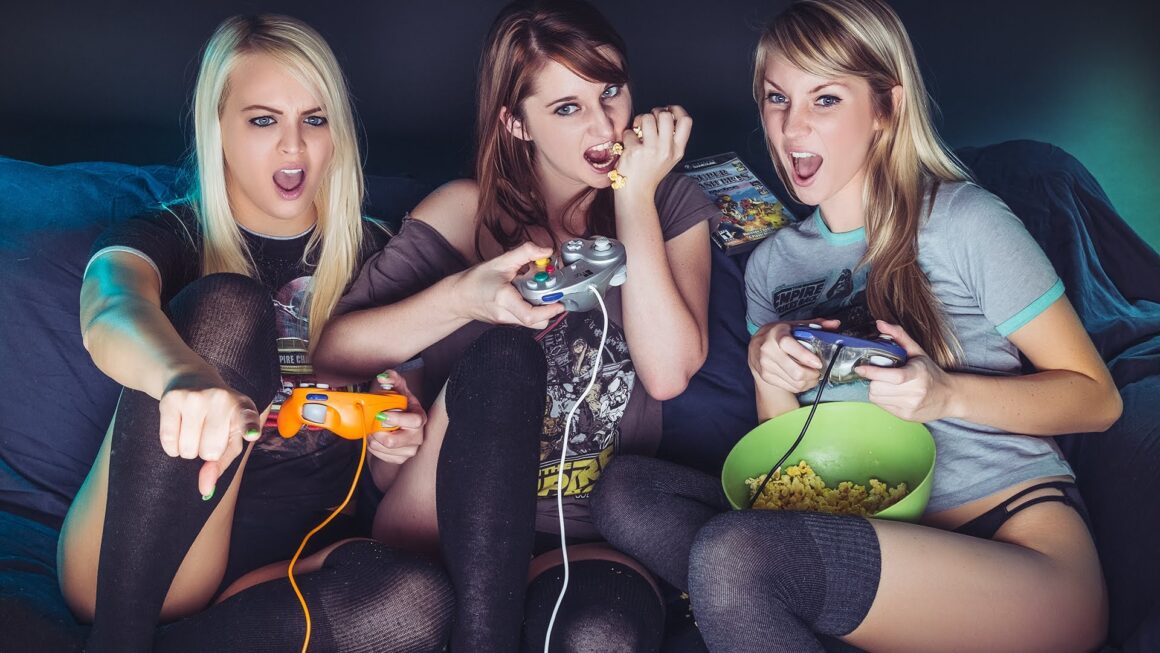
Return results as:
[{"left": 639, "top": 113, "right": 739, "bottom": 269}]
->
[
  {"left": 0, "top": 158, "right": 181, "bottom": 525},
  {"left": 658, "top": 245, "right": 756, "bottom": 474}
]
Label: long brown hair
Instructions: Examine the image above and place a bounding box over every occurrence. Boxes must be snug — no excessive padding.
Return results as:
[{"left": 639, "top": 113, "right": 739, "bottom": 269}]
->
[
  {"left": 474, "top": 0, "right": 629, "bottom": 258},
  {"left": 754, "top": 0, "right": 971, "bottom": 367}
]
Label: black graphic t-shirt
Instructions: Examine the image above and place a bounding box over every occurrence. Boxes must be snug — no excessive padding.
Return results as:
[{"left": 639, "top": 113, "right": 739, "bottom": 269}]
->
[
  {"left": 88, "top": 205, "right": 391, "bottom": 528},
  {"left": 536, "top": 309, "right": 635, "bottom": 501}
]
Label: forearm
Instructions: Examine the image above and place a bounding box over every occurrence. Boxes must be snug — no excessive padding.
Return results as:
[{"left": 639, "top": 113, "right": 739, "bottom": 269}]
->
[
  {"left": 313, "top": 274, "right": 471, "bottom": 386},
  {"left": 615, "top": 194, "right": 707, "bottom": 399},
  {"left": 754, "top": 374, "right": 802, "bottom": 422},
  {"left": 83, "top": 297, "right": 217, "bottom": 399},
  {"left": 945, "top": 368, "right": 1122, "bottom": 435}
]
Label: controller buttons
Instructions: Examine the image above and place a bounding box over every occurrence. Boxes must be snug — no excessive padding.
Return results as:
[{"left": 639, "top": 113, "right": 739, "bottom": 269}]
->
[
  {"left": 593, "top": 237, "right": 611, "bottom": 252},
  {"left": 302, "top": 403, "right": 328, "bottom": 424},
  {"left": 306, "top": 393, "right": 330, "bottom": 401},
  {"left": 868, "top": 355, "right": 894, "bottom": 367},
  {"left": 610, "top": 266, "right": 627, "bottom": 286},
  {"left": 545, "top": 264, "right": 555, "bottom": 273},
  {"left": 564, "top": 240, "right": 583, "bottom": 252},
  {"left": 534, "top": 257, "right": 550, "bottom": 269},
  {"left": 534, "top": 271, "right": 550, "bottom": 283},
  {"left": 541, "top": 292, "right": 564, "bottom": 303}
]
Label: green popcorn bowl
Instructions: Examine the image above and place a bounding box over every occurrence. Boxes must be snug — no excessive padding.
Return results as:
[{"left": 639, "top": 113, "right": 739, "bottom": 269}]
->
[{"left": 722, "top": 402, "right": 936, "bottom": 521}]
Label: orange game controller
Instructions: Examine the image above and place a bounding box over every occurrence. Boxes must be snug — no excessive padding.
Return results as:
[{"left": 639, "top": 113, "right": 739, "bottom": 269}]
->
[{"left": 277, "top": 386, "right": 408, "bottom": 440}]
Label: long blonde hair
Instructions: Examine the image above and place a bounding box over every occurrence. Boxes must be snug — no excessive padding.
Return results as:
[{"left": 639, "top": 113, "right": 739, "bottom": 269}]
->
[
  {"left": 189, "top": 14, "right": 363, "bottom": 348},
  {"left": 754, "top": 0, "right": 970, "bottom": 367}
]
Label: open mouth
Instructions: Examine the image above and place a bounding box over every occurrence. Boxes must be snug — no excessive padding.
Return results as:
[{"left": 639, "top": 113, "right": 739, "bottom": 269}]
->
[
  {"left": 583, "top": 142, "right": 620, "bottom": 172},
  {"left": 790, "top": 151, "right": 822, "bottom": 186},
  {"left": 273, "top": 168, "right": 305, "bottom": 198}
]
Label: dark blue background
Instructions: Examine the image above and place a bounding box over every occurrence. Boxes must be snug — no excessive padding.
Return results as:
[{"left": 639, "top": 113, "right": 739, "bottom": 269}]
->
[{"left": 1, "top": 0, "right": 1157, "bottom": 247}]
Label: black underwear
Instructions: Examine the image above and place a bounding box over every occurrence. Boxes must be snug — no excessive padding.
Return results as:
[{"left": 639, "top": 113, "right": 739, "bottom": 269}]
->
[{"left": 954, "top": 480, "right": 1091, "bottom": 540}]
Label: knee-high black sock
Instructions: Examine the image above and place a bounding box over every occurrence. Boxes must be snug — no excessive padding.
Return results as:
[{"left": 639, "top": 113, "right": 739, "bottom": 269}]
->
[
  {"left": 590, "top": 455, "right": 730, "bottom": 591},
  {"left": 86, "top": 274, "right": 280, "bottom": 653},
  {"left": 153, "top": 539, "right": 454, "bottom": 653},
  {"left": 436, "top": 327, "right": 547, "bottom": 653},
  {"left": 688, "top": 510, "right": 881, "bottom": 653},
  {"left": 522, "top": 559, "right": 665, "bottom": 653}
]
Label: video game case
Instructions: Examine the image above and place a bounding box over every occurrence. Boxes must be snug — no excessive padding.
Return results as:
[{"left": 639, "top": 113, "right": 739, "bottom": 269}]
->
[{"left": 679, "top": 152, "right": 796, "bottom": 255}]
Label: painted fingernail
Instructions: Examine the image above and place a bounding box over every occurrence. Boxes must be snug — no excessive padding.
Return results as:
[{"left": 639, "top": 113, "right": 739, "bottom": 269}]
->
[
  {"left": 376, "top": 412, "right": 393, "bottom": 425},
  {"left": 244, "top": 428, "right": 260, "bottom": 441},
  {"left": 377, "top": 372, "right": 390, "bottom": 384},
  {"left": 202, "top": 486, "right": 216, "bottom": 501}
]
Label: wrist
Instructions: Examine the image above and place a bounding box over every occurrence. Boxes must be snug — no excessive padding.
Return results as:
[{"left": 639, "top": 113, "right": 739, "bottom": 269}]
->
[
  {"left": 164, "top": 361, "right": 224, "bottom": 393},
  {"left": 941, "top": 371, "right": 967, "bottom": 420},
  {"left": 612, "top": 181, "right": 658, "bottom": 207},
  {"left": 441, "top": 272, "right": 477, "bottom": 322}
]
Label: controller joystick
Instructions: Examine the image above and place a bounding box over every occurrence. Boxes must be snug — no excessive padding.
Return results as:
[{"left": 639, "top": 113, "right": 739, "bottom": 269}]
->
[
  {"left": 792, "top": 325, "right": 908, "bottom": 385},
  {"left": 278, "top": 387, "right": 408, "bottom": 440},
  {"left": 515, "top": 237, "right": 627, "bottom": 313}
]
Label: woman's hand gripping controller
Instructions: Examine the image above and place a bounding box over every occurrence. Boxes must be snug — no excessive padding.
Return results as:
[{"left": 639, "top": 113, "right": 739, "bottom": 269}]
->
[
  {"left": 453, "top": 241, "right": 566, "bottom": 329},
  {"left": 748, "top": 318, "right": 841, "bottom": 394},
  {"left": 367, "top": 370, "right": 427, "bottom": 465},
  {"left": 855, "top": 320, "right": 955, "bottom": 422}
]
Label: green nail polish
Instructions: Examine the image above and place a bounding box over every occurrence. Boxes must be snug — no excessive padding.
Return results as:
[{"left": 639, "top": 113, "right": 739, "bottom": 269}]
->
[
  {"left": 202, "top": 486, "right": 216, "bottom": 501},
  {"left": 376, "top": 411, "right": 388, "bottom": 421},
  {"left": 245, "top": 428, "right": 260, "bottom": 441}
]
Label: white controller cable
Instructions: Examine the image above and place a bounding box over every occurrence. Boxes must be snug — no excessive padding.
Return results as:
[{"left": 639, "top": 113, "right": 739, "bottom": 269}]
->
[{"left": 543, "top": 286, "right": 608, "bottom": 652}]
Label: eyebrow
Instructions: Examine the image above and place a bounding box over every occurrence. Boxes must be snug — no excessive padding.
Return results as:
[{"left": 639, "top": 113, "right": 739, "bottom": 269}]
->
[
  {"left": 544, "top": 95, "right": 578, "bottom": 108},
  {"left": 764, "top": 79, "right": 850, "bottom": 94},
  {"left": 240, "top": 105, "right": 324, "bottom": 115}
]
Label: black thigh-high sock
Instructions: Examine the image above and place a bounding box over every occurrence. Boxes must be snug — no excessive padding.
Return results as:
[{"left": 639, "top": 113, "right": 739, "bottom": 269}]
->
[
  {"left": 85, "top": 273, "right": 280, "bottom": 653},
  {"left": 590, "top": 455, "right": 730, "bottom": 591},
  {"left": 522, "top": 559, "right": 665, "bottom": 653},
  {"left": 688, "top": 510, "right": 881, "bottom": 653},
  {"left": 153, "top": 539, "right": 454, "bottom": 653},
  {"left": 436, "top": 327, "right": 547, "bottom": 653}
]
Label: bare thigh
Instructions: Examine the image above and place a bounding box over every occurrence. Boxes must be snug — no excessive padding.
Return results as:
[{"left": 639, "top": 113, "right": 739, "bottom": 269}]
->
[
  {"left": 57, "top": 415, "right": 255, "bottom": 623},
  {"left": 844, "top": 501, "right": 1106, "bottom": 653},
  {"left": 371, "top": 386, "right": 447, "bottom": 556}
]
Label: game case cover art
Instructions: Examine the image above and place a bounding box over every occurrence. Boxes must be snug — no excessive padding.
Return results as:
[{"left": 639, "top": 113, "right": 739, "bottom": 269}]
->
[{"left": 680, "top": 152, "right": 795, "bottom": 255}]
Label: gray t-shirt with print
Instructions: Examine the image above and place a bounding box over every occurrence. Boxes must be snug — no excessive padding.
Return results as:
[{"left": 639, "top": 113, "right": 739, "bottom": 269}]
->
[{"left": 744, "top": 181, "right": 1072, "bottom": 513}]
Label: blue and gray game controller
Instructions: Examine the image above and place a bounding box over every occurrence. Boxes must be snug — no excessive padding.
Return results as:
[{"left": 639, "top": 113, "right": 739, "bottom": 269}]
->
[
  {"left": 515, "top": 237, "right": 627, "bottom": 312},
  {"left": 792, "top": 324, "right": 908, "bottom": 384}
]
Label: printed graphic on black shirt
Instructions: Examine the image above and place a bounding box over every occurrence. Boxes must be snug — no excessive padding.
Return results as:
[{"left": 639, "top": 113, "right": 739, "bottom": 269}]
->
[
  {"left": 536, "top": 312, "right": 634, "bottom": 500},
  {"left": 772, "top": 267, "right": 876, "bottom": 336},
  {"left": 260, "top": 274, "right": 339, "bottom": 457}
]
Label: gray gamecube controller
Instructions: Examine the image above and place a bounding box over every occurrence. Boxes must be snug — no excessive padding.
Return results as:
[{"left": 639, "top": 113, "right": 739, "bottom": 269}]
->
[{"left": 515, "top": 237, "right": 627, "bottom": 312}]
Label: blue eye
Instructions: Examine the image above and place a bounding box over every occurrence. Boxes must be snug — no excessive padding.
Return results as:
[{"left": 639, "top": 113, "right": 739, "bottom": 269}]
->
[
  {"left": 250, "top": 116, "right": 276, "bottom": 127},
  {"left": 816, "top": 95, "right": 841, "bottom": 108},
  {"left": 602, "top": 84, "right": 621, "bottom": 99},
  {"left": 765, "top": 92, "right": 787, "bottom": 105},
  {"left": 555, "top": 104, "right": 580, "bottom": 116},
  {"left": 304, "top": 115, "right": 328, "bottom": 127}
]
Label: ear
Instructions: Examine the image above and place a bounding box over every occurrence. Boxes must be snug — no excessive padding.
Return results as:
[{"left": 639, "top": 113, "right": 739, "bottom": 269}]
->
[
  {"left": 500, "top": 106, "right": 531, "bottom": 142},
  {"left": 874, "top": 85, "right": 903, "bottom": 130}
]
